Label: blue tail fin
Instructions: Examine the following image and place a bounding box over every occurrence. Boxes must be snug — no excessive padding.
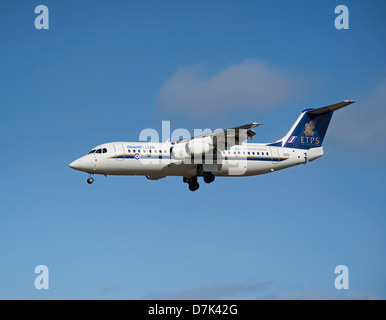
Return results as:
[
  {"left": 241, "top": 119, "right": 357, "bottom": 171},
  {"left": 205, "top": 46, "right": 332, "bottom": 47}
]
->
[{"left": 269, "top": 101, "right": 355, "bottom": 150}]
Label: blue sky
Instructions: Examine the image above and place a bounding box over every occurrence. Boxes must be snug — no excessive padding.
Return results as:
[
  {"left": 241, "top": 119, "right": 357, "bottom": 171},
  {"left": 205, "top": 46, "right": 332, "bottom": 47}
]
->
[{"left": 0, "top": 0, "right": 385, "bottom": 299}]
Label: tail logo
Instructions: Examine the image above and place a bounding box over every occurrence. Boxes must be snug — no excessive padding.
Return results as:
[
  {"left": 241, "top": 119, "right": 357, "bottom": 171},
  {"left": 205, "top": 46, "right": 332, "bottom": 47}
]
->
[
  {"left": 304, "top": 121, "right": 315, "bottom": 136},
  {"left": 301, "top": 120, "right": 320, "bottom": 145},
  {"left": 288, "top": 136, "right": 297, "bottom": 143}
]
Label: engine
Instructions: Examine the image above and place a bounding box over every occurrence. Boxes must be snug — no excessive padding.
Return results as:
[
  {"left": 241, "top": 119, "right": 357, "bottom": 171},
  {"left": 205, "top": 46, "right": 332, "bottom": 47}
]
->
[
  {"left": 186, "top": 140, "right": 211, "bottom": 156},
  {"left": 171, "top": 137, "right": 213, "bottom": 160},
  {"left": 170, "top": 142, "right": 190, "bottom": 160}
]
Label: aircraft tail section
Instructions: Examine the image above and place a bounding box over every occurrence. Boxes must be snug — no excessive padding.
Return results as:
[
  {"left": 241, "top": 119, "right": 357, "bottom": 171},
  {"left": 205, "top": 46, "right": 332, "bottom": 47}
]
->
[{"left": 269, "top": 100, "right": 355, "bottom": 150}]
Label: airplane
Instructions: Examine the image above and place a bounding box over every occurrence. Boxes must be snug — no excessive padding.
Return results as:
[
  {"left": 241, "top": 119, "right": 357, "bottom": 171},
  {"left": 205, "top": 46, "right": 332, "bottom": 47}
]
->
[{"left": 69, "top": 100, "right": 355, "bottom": 191}]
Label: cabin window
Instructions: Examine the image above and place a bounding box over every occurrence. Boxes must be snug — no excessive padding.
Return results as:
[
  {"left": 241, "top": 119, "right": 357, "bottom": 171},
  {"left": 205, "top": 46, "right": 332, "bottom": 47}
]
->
[
  {"left": 149, "top": 150, "right": 152, "bottom": 153},
  {"left": 252, "top": 152, "right": 255, "bottom": 155},
  {"left": 128, "top": 149, "right": 131, "bottom": 153},
  {"left": 248, "top": 152, "right": 250, "bottom": 155}
]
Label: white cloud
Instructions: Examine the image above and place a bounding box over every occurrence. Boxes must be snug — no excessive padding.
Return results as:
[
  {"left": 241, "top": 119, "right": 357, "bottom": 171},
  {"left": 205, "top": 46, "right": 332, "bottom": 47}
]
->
[{"left": 158, "top": 60, "right": 310, "bottom": 118}]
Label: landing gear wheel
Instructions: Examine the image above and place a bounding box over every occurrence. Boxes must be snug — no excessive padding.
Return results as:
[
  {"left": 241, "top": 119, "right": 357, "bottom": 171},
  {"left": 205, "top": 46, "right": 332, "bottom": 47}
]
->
[
  {"left": 189, "top": 182, "right": 199, "bottom": 191},
  {"left": 185, "top": 176, "right": 199, "bottom": 191},
  {"left": 203, "top": 172, "right": 215, "bottom": 184},
  {"left": 87, "top": 177, "right": 94, "bottom": 184}
]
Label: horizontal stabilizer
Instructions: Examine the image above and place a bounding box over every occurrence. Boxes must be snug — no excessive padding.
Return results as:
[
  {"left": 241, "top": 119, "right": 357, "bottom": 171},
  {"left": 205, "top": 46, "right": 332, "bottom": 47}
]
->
[
  {"left": 270, "top": 100, "right": 356, "bottom": 149},
  {"left": 307, "top": 100, "right": 355, "bottom": 115}
]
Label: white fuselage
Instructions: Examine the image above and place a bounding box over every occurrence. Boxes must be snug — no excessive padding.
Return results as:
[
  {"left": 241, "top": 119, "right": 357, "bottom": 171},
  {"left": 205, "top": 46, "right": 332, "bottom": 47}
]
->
[
  {"left": 69, "top": 141, "right": 323, "bottom": 178},
  {"left": 69, "top": 100, "right": 353, "bottom": 190}
]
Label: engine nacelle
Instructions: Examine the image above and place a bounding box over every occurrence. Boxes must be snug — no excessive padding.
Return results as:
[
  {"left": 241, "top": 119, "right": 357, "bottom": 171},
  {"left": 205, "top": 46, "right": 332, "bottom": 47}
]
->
[
  {"left": 171, "top": 137, "right": 213, "bottom": 160},
  {"left": 171, "top": 143, "right": 190, "bottom": 160},
  {"left": 187, "top": 139, "right": 212, "bottom": 156}
]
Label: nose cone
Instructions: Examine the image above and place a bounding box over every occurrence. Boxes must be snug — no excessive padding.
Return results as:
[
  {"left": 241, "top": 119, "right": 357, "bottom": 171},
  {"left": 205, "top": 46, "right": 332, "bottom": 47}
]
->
[
  {"left": 69, "top": 155, "right": 95, "bottom": 173},
  {"left": 69, "top": 158, "right": 82, "bottom": 170}
]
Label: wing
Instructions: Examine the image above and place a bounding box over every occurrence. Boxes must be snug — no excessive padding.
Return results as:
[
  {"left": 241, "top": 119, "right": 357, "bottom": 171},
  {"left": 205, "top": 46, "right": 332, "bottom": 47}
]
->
[
  {"left": 209, "top": 122, "right": 263, "bottom": 149},
  {"left": 173, "top": 122, "right": 263, "bottom": 151}
]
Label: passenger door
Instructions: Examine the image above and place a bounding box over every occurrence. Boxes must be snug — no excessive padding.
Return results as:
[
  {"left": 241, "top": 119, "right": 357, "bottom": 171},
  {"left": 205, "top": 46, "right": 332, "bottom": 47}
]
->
[
  {"left": 270, "top": 147, "right": 279, "bottom": 164},
  {"left": 114, "top": 144, "right": 124, "bottom": 161}
]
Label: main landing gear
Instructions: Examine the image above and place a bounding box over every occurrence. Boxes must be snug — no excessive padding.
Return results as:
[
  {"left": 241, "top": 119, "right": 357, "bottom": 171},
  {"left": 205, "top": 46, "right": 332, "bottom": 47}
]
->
[
  {"left": 203, "top": 172, "right": 215, "bottom": 184},
  {"left": 87, "top": 173, "right": 94, "bottom": 184},
  {"left": 184, "top": 177, "right": 200, "bottom": 191},
  {"left": 183, "top": 171, "right": 215, "bottom": 192}
]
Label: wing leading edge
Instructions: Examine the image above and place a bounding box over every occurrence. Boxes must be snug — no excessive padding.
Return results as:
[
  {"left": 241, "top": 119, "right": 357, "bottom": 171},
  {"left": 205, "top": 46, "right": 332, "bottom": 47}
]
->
[{"left": 174, "top": 122, "right": 263, "bottom": 150}]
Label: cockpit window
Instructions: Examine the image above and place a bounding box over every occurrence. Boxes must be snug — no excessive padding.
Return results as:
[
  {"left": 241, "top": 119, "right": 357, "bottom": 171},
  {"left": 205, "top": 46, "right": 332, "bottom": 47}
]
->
[
  {"left": 88, "top": 149, "right": 96, "bottom": 154},
  {"left": 103, "top": 148, "right": 107, "bottom": 153},
  {"left": 96, "top": 149, "right": 102, "bottom": 154}
]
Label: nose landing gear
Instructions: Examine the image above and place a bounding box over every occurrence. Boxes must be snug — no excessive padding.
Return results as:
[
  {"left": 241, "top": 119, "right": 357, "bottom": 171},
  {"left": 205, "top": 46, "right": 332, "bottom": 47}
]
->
[{"left": 87, "top": 174, "right": 94, "bottom": 184}]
